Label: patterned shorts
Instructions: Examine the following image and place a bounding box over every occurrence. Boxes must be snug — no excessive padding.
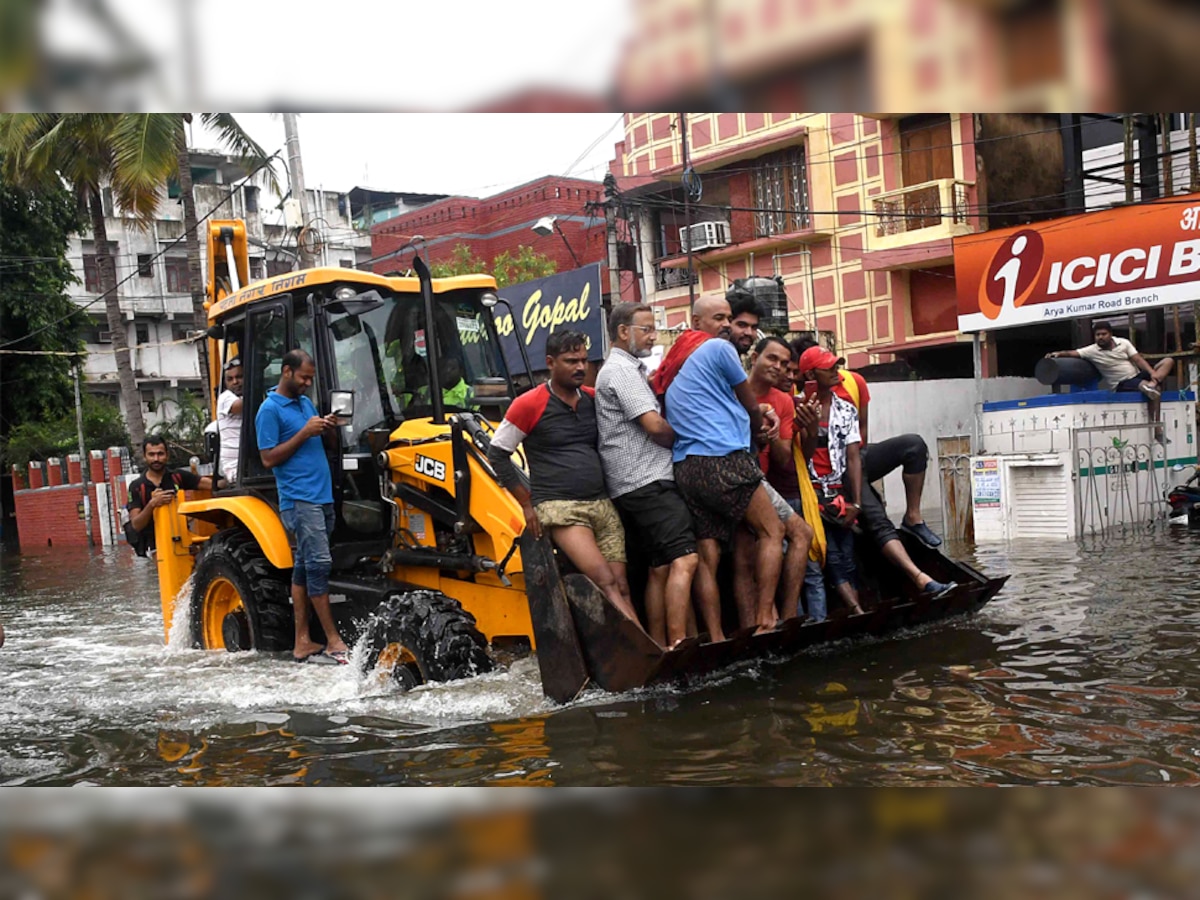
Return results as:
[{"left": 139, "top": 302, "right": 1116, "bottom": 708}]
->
[
  {"left": 673, "top": 450, "right": 764, "bottom": 546},
  {"left": 535, "top": 498, "right": 627, "bottom": 563}
]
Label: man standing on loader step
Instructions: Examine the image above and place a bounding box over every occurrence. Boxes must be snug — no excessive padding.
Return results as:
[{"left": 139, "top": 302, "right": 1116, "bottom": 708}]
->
[
  {"left": 256, "top": 349, "right": 349, "bottom": 665},
  {"left": 487, "top": 330, "right": 641, "bottom": 628}
]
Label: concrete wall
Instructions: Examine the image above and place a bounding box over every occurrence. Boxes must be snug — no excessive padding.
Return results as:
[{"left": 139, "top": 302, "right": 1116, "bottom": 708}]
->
[{"left": 867, "top": 377, "right": 1043, "bottom": 520}]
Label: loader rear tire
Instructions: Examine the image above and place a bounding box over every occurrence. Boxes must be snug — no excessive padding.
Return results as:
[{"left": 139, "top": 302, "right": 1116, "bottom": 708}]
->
[
  {"left": 191, "top": 527, "right": 292, "bottom": 652},
  {"left": 358, "top": 590, "right": 492, "bottom": 689}
]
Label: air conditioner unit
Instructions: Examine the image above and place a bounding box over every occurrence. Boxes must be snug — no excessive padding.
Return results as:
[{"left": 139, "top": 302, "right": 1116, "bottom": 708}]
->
[
  {"left": 652, "top": 306, "right": 669, "bottom": 330},
  {"left": 679, "top": 220, "right": 731, "bottom": 253},
  {"left": 97, "top": 331, "right": 114, "bottom": 343}
]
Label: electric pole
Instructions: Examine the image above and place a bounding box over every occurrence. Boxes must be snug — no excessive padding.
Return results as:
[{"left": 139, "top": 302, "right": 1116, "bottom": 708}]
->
[
  {"left": 283, "top": 113, "right": 316, "bottom": 268},
  {"left": 73, "top": 361, "right": 94, "bottom": 547},
  {"left": 680, "top": 112, "right": 696, "bottom": 308}
]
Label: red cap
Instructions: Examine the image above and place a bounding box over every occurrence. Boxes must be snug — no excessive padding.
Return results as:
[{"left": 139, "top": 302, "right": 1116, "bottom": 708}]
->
[{"left": 798, "top": 346, "right": 840, "bottom": 373}]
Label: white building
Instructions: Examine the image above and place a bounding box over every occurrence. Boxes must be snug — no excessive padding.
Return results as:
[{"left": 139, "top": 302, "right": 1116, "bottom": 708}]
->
[{"left": 66, "top": 150, "right": 428, "bottom": 428}]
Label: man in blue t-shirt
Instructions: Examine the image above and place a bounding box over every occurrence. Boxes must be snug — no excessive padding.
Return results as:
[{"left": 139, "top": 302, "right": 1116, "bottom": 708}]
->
[
  {"left": 665, "top": 298, "right": 785, "bottom": 642},
  {"left": 256, "top": 349, "right": 348, "bottom": 665}
]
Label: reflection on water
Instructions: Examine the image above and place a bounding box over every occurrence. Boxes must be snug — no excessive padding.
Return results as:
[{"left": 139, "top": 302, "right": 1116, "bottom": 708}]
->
[{"left": 2, "top": 527, "right": 1200, "bottom": 786}]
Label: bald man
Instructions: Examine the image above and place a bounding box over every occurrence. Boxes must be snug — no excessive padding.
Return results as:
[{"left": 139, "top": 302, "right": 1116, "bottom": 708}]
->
[{"left": 650, "top": 297, "right": 734, "bottom": 397}]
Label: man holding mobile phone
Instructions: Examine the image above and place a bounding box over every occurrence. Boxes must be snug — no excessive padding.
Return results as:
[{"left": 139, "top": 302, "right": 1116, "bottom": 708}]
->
[
  {"left": 256, "top": 349, "right": 348, "bottom": 665},
  {"left": 126, "top": 435, "right": 216, "bottom": 556}
]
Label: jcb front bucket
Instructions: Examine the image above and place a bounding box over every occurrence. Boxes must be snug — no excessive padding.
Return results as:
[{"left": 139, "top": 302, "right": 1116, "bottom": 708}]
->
[
  {"left": 522, "top": 531, "right": 1007, "bottom": 699},
  {"left": 561, "top": 570, "right": 1008, "bottom": 694},
  {"left": 518, "top": 533, "right": 590, "bottom": 703}
]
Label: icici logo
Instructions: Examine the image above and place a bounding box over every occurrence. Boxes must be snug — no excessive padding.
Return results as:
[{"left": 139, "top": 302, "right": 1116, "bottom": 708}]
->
[{"left": 979, "top": 229, "right": 1045, "bottom": 320}]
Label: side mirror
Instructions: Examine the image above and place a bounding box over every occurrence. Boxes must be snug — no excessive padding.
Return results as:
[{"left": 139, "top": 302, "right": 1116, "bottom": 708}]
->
[
  {"left": 330, "top": 390, "right": 355, "bottom": 423},
  {"left": 330, "top": 315, "right": 363, "bottom": 341}
]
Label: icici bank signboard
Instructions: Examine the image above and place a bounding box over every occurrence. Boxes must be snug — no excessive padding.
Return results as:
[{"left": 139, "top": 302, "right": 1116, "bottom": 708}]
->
[{"left": 955, "top": 198, "right": 1200, "bottom": 332}]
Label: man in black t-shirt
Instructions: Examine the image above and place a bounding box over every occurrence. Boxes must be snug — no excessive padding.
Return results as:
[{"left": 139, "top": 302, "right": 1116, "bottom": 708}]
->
[
  {"left": 486, "top": 330, "right": 638, "bottom": 626},
  {"left": 126, "top": 435, "right": 215, "bottom": 555}
]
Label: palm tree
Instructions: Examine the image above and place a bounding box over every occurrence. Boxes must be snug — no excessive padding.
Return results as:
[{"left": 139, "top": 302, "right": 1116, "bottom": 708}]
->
[
  {"left": 112, "top": 114, "right": 275, "bottom": 410},
  {"left": 0, "top": 113, "right": 276, "bottom": 450},
  {"left": 0, "top": 113, "right": 169, "bottom": 450}
]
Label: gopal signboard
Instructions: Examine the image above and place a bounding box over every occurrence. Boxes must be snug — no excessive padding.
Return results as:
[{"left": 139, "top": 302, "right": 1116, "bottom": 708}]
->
[
  {"left": 955, "top": 197, "right": 1200, "bottom": 333},
  {"left": 494, "top": 263, "right": 605, "bottom": 371}
]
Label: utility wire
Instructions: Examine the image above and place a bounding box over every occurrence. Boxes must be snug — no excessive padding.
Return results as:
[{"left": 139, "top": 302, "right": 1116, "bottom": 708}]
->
[{"left": 0, "top": 148, "right": 284, "bottom": 352}]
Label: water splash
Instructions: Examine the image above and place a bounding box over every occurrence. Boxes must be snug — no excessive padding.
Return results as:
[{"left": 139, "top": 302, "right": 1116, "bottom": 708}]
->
[{"left": 164, "top": 575, "right": 195, "bottom": 652}]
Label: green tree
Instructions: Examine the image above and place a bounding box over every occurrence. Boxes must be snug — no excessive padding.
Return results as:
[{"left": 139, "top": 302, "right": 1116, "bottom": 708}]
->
[
  {"left": 2, "top": 394, "right": 128, "bottom": 468},
  {"left": 0, "top": 113, "right": 174, "bottom": 451},
  {"left": 0, "top": 113, "right": 276, "bottom": 451},
  {"left": 491, "top": 244, "right": 558, "bottom": 288},
  {"left": 0, "top": 161, "right": 85, "bottom": 449},
  {"left": 150, "top": 389, "right": 210, "bottom": 467},
  {"left": 431, "top": 242, "right": 557, "bottom": 287},
  {"left": 430, "top": 243, "right": 486, "bottom": 278}
]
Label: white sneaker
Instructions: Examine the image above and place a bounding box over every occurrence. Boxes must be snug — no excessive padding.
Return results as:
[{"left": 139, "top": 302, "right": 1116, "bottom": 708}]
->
[{"left": 1138, "top": 381, "right": 1161, "bottom": 399}]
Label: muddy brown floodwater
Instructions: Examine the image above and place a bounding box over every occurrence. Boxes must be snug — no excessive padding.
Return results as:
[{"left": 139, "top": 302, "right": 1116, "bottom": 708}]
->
[{"left": 2, "top": 527, "right": 1200, "bottom": 786}]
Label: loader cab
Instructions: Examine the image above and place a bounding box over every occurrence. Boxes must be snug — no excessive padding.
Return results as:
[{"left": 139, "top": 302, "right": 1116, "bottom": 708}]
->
[{"left": 214, "top": 274, "right": 516, "bottom": 568}]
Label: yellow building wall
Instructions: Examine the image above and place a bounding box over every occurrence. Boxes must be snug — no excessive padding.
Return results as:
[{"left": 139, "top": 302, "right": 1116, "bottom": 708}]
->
[{"left": 621, "top": 112, "right": 974, "bottom": 366}]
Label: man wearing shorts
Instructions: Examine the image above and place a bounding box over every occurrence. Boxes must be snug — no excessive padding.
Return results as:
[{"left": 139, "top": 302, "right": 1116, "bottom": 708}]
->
[
  {"left": 596, "top": 303, "right": 699, "bottom": 650},
  {"left": 488, "top": 330, "right": 639, "bottom": 625},
  {"left": 739, "top": 335, "right": 811, "bottom": 622},
  {"left": 666, "top": 306, "right": 783, "bottom": 640},
  {"left": 256, "top": 349, "right": 349, "bottom": 664}
]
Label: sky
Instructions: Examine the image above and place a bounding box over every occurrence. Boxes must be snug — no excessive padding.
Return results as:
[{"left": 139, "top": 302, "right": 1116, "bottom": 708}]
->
[{"left": 193, "top": 113, "right": 627, "bottom": 200}]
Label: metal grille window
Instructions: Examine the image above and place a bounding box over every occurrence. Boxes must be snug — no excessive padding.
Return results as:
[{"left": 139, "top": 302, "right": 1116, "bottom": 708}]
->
[
  {"left": 753, "top": 147, "right": 810, "bottom": 237},
  {"left": 82, "top": 255, "right": 100, "bottom": 292},
  {"left": 164, "top": 257, "right": 189, "bottom": 293}
]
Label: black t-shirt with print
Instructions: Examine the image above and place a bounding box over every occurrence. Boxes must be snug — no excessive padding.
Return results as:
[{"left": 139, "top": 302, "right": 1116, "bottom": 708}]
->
[{"left": 127, "top": 469, "right": 202, "bottom": 551}]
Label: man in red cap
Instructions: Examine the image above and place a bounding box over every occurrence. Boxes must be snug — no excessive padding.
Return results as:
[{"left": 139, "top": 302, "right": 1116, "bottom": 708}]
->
[
  {"left": 797, "top": 345, "right": 955, "bottom": 603},
  {"left": 791, "top": 336, "right": 941, "bottom": 548}
]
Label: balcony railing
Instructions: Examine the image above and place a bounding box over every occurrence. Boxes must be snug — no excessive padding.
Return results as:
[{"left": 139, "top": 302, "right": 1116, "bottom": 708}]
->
[
  {"left": 873, "top": 178, "right": 973, "bottom": 238},
  {"left": 655, "top": 262, "right": 699, "bottom": 291}
]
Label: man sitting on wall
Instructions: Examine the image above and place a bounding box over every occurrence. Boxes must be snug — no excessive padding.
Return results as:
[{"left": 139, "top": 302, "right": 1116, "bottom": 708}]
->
[{"left": 1045, "top": 320, "right": 1175, "bottom": 424}]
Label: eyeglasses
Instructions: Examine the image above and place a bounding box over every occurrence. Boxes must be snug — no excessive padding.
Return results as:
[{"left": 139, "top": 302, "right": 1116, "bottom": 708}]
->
[
  {"left": 630, "top": 325, "right": 657, "bottom": 334},
  {"left": 223, "top": 357, "right": 242, "bottom": 371}
]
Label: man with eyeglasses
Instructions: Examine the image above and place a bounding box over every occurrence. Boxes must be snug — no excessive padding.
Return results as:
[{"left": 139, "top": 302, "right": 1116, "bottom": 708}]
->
[{"left": 596, "top": 303, "right": 699, "bottom": 650}]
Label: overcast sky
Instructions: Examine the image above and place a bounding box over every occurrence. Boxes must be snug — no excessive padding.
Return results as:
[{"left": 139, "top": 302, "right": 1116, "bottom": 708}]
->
[{"left": 193, "top": 113, "right": 626, "bottom": 199}]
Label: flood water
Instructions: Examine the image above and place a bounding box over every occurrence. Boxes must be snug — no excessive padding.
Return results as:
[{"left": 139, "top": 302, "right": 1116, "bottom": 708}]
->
[{"left": 3, "top": 528, "right": 1200, "bottom": 787}]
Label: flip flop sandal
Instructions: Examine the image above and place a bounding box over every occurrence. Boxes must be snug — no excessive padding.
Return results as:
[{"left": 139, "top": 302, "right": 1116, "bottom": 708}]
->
[
  {"left": 291, "top": 643, "right": 326, "bottom": 667},
  {"left": 322, "top": 650, "right": 350, "bottom": 665}
]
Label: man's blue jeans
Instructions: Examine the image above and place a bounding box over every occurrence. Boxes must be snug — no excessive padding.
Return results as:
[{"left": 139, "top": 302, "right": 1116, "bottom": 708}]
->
[
  {"left": 281, "top": 501, "right": 335, "bottom": 597},
  {"left": 786, "top": 498, "right": 827, "bottom": 623}
]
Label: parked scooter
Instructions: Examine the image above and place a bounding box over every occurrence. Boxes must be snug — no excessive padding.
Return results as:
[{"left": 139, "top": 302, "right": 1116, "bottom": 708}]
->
[{"left": 1167, "top": 466, "right": 1200, "bottom": 526}]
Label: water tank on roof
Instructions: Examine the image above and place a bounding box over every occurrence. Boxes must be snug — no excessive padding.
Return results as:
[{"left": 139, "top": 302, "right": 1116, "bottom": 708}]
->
[{"left": 727, "top": 276, "right": 789, "bottom": 330}]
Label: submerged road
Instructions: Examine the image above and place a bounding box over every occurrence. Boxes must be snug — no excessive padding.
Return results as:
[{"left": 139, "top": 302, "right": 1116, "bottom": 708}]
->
[{"left": 2, "top": 529, "right": 1199, "bottom": 786}]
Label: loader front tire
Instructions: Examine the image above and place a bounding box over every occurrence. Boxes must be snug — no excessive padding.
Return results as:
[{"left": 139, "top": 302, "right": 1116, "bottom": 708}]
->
[
  {"left": 359, "top": 590, "right": 492, "bottom": 689},
  {"left": 191, "top": 527, "right": 292, "bottom": 652}
]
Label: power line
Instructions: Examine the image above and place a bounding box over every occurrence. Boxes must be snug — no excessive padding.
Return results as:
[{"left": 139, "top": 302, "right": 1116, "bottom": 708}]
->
[{"left": 0, "top": 148, "right": 284, "bottom": 352}]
